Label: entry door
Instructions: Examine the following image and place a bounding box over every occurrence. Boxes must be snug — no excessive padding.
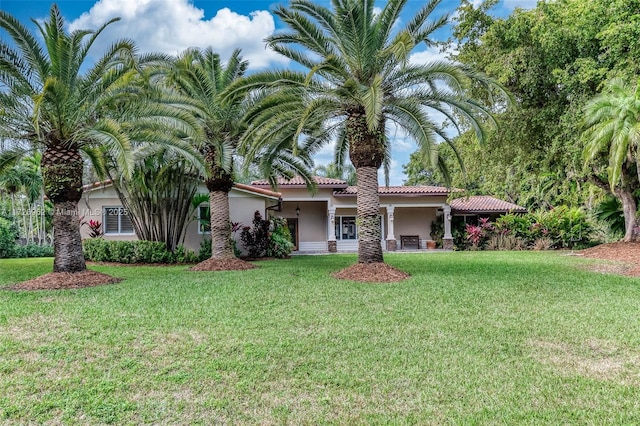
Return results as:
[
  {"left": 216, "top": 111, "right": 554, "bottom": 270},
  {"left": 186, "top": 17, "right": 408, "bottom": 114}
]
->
[{"left": 287, "top": 218, "right": 299, "bottom": 250}]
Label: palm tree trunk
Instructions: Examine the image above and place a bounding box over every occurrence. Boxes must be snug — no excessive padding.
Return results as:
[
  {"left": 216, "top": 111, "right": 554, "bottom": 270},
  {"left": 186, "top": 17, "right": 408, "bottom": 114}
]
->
[
  {"left": 209, "top": 190, "right": 234, "bottom": 259},
  {"left": 347, "top": 110, "right": 385, "bottom": 264},
  {"left": 356, "top": 166, "right": 383, "bottom": 263},
  {"left": 206, "top": 163, "right": 235, "bottom": 260},
  {"left": 52, "top": 200, "right": 86, "bottom": 272},
  {"left": 41, "top": 146, "right": 86, "bottom": 273},
  {"left": 617, "top": 188, "right": 640, "bottom": 242}
]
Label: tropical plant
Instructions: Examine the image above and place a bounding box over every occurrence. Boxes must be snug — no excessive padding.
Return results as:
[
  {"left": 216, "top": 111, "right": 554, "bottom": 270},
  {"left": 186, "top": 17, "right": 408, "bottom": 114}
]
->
[
  {"left": 109, "top": 151, "right": 200, "bottom": 252},
  {"left": 583, "top": 78, "right": 640, "bottom": 241},
  {"left": 161, "top": 48, "right": 314, "bottom": 264},
  {"left": 0, "top": 6, "right": 198, "bottom": 272},
  {"left": 227, "top": 0, "right": 504, "bottom": 264},
  {"left": 161, "top": 48, "right": 249, "bottom": 261},
  {"left": 593, "top": 195, "right": 626, "bottom": 238}
]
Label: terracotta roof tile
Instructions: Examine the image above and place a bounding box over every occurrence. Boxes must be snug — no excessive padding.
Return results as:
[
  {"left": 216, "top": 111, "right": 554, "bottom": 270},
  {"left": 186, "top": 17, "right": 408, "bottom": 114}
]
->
[
  {"left": 81, "top": 180, "right": 113, "bottom": 191},
  {"left": 334, "top": 185, "right": 453, "bottom": 196},
  {"left": 82, "top": 180, "right": 281, "bottom": 199},
  {"left": 233, "top": 183, "right": 281, "bottom": 199},
  {"left": 251, "top": 176, "right": 348, "bottom": 187},
  {"left": 450, "top": 196, "right": 527, "bottom": 213}
]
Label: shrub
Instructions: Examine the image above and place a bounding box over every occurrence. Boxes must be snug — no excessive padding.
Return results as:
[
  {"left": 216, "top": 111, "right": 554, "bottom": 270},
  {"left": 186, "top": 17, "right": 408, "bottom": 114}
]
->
[
  {"left": 535, "top": 206, "right": 593, "bottom": 249},
  {"left": 83, "top": 239, "right": 198, "bottom": 264},
  {"left": 0, "top": 217, "right": 18, "bottom": 258},
  {"left": 199, "top": 238, "right": 212, "bottom": 261},
  {"left": 486, "top": 233, "right": 522, "bottom": 251},
  {"left": 240, "top": 211, "right": 270, "bottom": 258},
  {"left": 532, "top": 237, "right": 553, "bottom": 251},
  {"left": 13, "top": 244, "right": 54, "bottom": 258},
  {"left": 267, "top": 217, "right": 294, "bottom": 258}
]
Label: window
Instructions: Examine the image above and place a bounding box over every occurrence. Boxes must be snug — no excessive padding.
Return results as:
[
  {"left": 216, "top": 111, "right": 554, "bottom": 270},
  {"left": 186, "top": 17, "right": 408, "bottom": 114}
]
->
[
  {"left": 103, "top": 207, "right": 134, "bottom": 234},
  {"left": 198, "top": 205, "right": 211, "bottom": 234},
  {"left": 334, "top": 215, "right": 385, "bottom": 241},
  {"left": 335, "top": 216, "right": 357, "bottom": 240}
]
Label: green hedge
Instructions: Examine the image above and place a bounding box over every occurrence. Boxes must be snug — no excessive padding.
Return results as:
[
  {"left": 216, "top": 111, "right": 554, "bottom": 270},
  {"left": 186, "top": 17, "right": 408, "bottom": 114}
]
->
[
  {"left": 0, "top": 217, "right": 54, "bottom": 258},
  {"left": 83, "top": 239, "right": 201, "bottom": 264}
]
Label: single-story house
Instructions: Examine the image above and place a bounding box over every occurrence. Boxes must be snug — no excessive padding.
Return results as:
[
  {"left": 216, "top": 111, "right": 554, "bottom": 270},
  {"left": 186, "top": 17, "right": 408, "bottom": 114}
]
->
[{"left": 79, "top": 177, "right": 526, "bottom": 253}]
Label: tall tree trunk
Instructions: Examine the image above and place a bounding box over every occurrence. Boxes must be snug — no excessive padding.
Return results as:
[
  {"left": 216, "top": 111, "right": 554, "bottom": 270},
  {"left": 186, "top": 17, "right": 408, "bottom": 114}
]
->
[
  {"left": 209, "top": 190, "right": 234, "bottom": 258},
  {"left": 41, "top": 146, "right": 86, "bottom": 273},
  {"left": 348, "top": 109, "right": 385, "bottom": 264},
  {"left": 206, "top": 167, "right": 235, "bottom": 259},
  {"left": 52, "top": 200, "right": 86, "bottom": 272},
  {"left": 355, "top": 166, "right": 383, "bottom": 263},
  {"left": 617, "top": 188, "right": 640, "bottom": 242}
]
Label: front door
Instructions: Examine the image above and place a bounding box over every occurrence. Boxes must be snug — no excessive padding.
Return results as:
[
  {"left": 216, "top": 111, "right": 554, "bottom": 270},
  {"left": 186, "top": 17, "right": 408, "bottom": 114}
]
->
[{"left": 287, "top": 218, "right": 299, "bottom": 250}]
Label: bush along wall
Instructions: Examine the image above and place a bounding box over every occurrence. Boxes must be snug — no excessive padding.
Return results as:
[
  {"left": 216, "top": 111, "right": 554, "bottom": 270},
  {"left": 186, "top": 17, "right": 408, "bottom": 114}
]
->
[
  {"left": 83, "top": 239, "right": 201, "bottom": 264},
  {"left": 431, "top": 207, "right": 597, "bottom": 251},
  {"left": 458, "top": 207, "right": 595, "bottom": 251},
  {"left": 239, "top": 211, "right": 294, "bottom": 259}
]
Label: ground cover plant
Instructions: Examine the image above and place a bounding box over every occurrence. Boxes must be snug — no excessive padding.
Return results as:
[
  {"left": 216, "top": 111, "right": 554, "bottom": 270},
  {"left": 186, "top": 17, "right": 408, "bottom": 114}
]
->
[{"left": 1, "top": 252, "right": 640, "bottom": 424}]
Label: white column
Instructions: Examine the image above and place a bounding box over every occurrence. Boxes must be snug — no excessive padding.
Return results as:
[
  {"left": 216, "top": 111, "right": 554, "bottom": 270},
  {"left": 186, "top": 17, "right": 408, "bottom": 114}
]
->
[
  {"left": 328, "top": 206, "right": 336, "bottom": 241},
  {"left": 443, "top": 204, "right": 452, "bottom": 239},
  {"left": 386, "top": 205, "right": 395, "bottom": 240}
]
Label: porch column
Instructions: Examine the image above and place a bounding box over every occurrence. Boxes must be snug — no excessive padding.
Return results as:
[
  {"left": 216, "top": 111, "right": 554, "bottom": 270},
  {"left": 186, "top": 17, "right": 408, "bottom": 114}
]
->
[
  {"left": 327, "top": 206, "right": 337, "bottom": 252},
  {"left": 443, "top": 204, "right": 453, "bottom": 250},
  {"left": 386, "top": 205, "right": 397, "bottom": 251}
]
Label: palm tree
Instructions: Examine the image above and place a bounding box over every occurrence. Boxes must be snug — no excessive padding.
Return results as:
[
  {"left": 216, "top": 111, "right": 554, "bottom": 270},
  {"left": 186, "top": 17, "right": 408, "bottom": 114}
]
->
[
  {"left": 161, "top": 48, "right": 249, "bottom": 262},
  {"left": 163, "top": 48, "right": 316, "bottom": 264},
  {"left": 228, "top": 0, "right": 502, "bottom": 264},
  {"left": 583, "top": 78, "right": 640, "bottom": 242},
  {"left": 0, "top": 5, "right": 198, "bottom": 272}
]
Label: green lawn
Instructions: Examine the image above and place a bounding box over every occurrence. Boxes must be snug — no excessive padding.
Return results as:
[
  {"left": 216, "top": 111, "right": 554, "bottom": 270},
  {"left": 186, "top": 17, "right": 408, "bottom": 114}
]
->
[{"left": 1, "top": 252, "right": 640, "bottom": 424}]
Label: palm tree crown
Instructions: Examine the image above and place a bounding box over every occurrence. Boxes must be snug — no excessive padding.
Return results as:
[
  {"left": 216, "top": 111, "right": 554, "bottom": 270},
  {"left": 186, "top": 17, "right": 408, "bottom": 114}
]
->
[
  {"left": 229, "top": 0, "right": 502, "bottom": 264},
  {"left": 583, "top": 78, "right": 640, "bottom": 189},
  {"left": 0, "top": 5, "right": 198, "bottom": 272},
  {"left": 582, "top": 77, "right": 640, "bottom": 242}
]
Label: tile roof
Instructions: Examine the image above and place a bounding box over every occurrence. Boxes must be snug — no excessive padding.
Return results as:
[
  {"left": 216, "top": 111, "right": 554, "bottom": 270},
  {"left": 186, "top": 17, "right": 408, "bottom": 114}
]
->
[
  {"left": 82, "top": 180, "right": 113, "bottom": 191},
  {"left": 82, "top": 180, "right": 281, "bottom": 199},
  {"left": 233, "top": 183, "right": 281, "bottom": 199},
  {"left": 450, "top": 196, "right": 527, "bottom": 213},
  {"left": 333, "top": 185, "right": 452, "bottom": 196},
  {"left": 251, "top": 176, "right": 348, "bottom": 188}
]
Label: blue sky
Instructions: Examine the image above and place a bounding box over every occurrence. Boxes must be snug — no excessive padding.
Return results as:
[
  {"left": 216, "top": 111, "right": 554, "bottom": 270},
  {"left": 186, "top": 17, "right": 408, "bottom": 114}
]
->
[{"left": 0, "top": 0, "right": 535, "bottom": 184}]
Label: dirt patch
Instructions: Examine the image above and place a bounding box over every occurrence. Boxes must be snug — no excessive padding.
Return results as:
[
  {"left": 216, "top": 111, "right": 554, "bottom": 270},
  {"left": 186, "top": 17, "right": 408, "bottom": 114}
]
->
[
  {"left": 332, "top": 262, "right": 410, "bottom": 283},
  {"left": 4, "top": 270, "right": 122, "bottom": 291},
  {"left": 529, "top": 339, "right": 640, "bottom": 385},
  {"left": 190, "top": 257, "right": 256, "bottom": 271},
  {"left": 577, "top": 242, "right": 640, "bottom": 277}
]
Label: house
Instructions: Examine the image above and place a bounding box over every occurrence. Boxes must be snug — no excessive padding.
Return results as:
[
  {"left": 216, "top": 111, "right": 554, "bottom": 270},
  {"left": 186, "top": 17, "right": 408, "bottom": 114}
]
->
[
  {"left": 79, "top": 180, "right": 281, "bottom": 252},
  {"left": 79, "top": 177, "right": 526, "bottom": 253}
]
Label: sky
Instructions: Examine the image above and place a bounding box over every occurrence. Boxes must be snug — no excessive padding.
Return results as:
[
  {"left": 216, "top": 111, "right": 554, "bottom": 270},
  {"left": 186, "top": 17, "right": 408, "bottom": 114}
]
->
[{"left": 0, "top": 0, "right": 536, "bottom": 185}]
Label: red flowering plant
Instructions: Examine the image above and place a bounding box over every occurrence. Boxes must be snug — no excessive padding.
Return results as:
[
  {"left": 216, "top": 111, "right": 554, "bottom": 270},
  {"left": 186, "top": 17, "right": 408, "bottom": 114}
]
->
[
  {"left": 80, "top": 217, "right": 104, "bottom": 238},
  {"left": 465, "top": 217, "right": 494, "bottom": 249}
]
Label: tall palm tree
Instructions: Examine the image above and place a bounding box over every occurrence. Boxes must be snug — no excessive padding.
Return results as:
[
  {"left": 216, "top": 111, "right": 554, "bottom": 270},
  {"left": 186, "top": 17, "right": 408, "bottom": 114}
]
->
[
  {"left": 583, "top": 77, "right": 640, "bottom": 241},
  {"left": 163, "top": 48, "right": 316, "bottom": 264},
  {"left": 0, "top": 5, "right": 198, "bottom": 272},
  {"left": 227, "top": 0, "right": 502, "bottom": 264},
  {"left": 162, "top": 48, "right": 249, "bottom": 261}
]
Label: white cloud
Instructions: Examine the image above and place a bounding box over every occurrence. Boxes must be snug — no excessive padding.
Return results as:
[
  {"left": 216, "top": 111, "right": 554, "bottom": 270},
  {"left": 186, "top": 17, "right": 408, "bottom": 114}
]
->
[
  {"left": 503, "top": 0, "right": 538, "bottom": 10},
  {"left": 409, "top": 45, "right": 455, "bottom": 65},
  {"left": 69, "top": 0, "right": 288, "bottom": 69}
]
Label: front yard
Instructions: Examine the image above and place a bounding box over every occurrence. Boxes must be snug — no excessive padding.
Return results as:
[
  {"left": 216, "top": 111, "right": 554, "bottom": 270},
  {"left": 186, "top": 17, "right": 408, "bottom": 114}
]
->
[{"left": 1, "top": 252, "right": 640, "bottom": 424}]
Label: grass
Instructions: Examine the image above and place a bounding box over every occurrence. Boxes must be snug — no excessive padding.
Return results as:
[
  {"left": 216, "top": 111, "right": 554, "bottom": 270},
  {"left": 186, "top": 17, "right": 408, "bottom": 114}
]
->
[{"left": 1, "top": 252, "right": 640, "bottom": 424}]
